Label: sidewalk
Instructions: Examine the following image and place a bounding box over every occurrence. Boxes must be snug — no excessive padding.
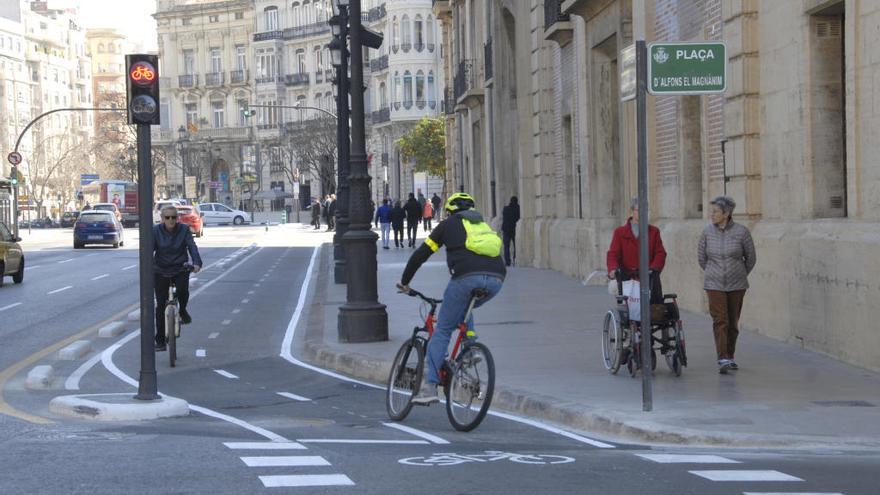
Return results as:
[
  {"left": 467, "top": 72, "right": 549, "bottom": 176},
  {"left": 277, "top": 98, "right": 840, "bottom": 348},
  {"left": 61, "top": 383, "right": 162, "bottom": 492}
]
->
[{"left": 299, "top": 229, "right": 880, "bottom": 449}]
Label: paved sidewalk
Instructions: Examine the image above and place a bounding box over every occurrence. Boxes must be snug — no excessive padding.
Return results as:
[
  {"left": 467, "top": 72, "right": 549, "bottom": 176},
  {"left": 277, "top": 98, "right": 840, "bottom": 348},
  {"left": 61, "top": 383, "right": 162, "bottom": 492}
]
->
[{"left": 299, "top": 227, "right": 880, "bottom": 449}]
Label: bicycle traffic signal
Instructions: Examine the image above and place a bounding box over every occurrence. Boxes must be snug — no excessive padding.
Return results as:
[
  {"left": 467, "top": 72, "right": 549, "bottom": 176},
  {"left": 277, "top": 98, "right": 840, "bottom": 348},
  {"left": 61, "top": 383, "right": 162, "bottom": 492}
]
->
[{"left": 125, "top": 54, "right": 160, "bottom": 125}]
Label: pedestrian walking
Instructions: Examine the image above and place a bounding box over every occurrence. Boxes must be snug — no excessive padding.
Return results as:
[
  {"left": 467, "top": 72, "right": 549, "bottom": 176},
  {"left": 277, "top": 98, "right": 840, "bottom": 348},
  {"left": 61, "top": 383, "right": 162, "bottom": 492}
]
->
[
  {"left": 326, "top": 194, "right": 337, "bottom": 231},
  {"left": 501, "top": 196, "right": 520, "bottom": 266},
  {"left": 311, "top": 198, "right": 322, "bottom": 229},
  {"left": 431, "top": 193, "right": 442, "bottom": 220},
  {"left": 417, "top": 188, "right": 427, "bottom": 227},
  {"left": 390, "top": 200, "right": 406, "bottom": 248},
  {"left": 404, "top": 193, "right": 422, "bottom": 247},
  {"left": 374, "top": 199, "right": 393, "bottom": 249},
  {"left": 422, "top": 200, "right": 434, "bottom": 231},
  {"left": 698, "top": 196, "right": 757, "bottom": 375}
]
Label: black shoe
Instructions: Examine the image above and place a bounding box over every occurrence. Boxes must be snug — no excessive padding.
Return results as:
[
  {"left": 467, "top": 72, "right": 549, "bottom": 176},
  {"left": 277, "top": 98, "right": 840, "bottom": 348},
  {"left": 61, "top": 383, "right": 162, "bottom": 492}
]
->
[
  {"left": 180, "top": 309, "right": 192, "bottom": 325},
  {"left": 728, "top": 361, "right": 739, "bottom": 370},
  {"left": 155, "top": 343, "right": 167, "bottom": 352},
  {"left": 383, "top": 246, "right": 390, "bottom": 250}
]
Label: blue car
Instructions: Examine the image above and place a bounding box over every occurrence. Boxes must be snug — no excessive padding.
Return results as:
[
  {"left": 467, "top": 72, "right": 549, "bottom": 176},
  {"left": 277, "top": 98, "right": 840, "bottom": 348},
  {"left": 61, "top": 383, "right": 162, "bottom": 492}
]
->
[{"left": 73, "top": 210, "right": 125, "bottom": 249}]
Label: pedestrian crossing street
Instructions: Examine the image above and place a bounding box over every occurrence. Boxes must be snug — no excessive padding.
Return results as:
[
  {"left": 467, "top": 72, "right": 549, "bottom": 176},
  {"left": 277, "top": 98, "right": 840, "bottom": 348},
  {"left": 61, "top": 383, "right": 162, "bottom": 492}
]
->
[
  {"left": 224, "top": 441, "right": 355, "bottom": 488},
  {"left": 635, "top": 453, "right": 843, "bottom": 494}
]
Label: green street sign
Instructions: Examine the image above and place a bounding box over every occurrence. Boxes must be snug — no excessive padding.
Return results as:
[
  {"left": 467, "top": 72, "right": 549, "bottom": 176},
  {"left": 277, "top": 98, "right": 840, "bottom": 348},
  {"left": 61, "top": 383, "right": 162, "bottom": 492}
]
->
[{"left": 648, "top": 41, "right": 726, "bottom": 95}]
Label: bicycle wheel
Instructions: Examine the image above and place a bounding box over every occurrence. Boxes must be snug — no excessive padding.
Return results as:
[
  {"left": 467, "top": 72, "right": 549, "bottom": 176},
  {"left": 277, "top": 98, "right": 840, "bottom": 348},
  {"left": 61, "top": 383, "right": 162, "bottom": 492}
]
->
[
  {"left": 445, "top": 342, "right": 495, "bottom": 432},
  {"left": 386, "top": 339, "right": 424, "bottom": 421},
  {"left": 602, "top": 310, "right": 623, "bottom": 373},
  {"left": 166, "top": 306, "right": 178, "bottom": 368}
]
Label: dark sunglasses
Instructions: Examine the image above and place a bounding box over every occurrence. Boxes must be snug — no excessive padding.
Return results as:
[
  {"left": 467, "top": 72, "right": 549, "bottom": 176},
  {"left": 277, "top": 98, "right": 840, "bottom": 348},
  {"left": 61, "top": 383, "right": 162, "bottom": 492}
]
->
[{"left": 164, "top": 215, "right": 178, "bottom": 220}]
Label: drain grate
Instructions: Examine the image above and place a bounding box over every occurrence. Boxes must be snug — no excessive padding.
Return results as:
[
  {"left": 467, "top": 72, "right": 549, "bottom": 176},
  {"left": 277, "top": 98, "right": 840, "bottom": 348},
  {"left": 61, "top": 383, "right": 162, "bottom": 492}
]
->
[{"left": 812, "top": 400, "right": 876, "bottom": 407}]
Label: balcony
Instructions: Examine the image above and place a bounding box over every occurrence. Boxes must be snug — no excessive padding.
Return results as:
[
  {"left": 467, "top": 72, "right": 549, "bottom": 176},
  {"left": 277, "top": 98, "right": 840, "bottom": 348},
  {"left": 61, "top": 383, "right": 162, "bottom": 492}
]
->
[
  {"left": 178, "top": 74, "right": 198, "bottom": 88},
  {"left": 283, "top": 22, "right": 330, "bottom": 41},
  {"left": 401, "top": 42, "right": 412, "bottom": 52},
  {"left": 544, "top": 0, "right": 573, "bottom": 46},
  {"left": 205, "top": 72, "right": 225, "bottom": 87},
  {"left": 256, "top": 75, "right": 279, "bottom": 84},
  {"left": 368, "top": 4, "right": 387, "bottom": 22},
  {"left": 370, "top": 54, "right": 389, "bottom": 72},
  {"left": 151, "top": 128, "right": 175, "bottom": 143},
  {"left": 315, "top": 71, "right": 324, "bottom": 84},
  {"left": 230, "top": 69, "right": 248, "bottom": 85},
  {"left": 371, "top": 107, "right": 390, "bottom": 124},
  {"left": 253, "top": 30, "right": 283, "bottom": 42},
  {"left": 443, "top": 88, "right": 455, "bottom": 115},
  {"left": 453, "top": 59, "right": 484, "bottom": 107},
  {"left": 484, "top": 38, "right": 493, "bottom": 83},
  {"left": 285, "top": 73, "right": 310, "bottom": 87},
  {"left": 193, "top": 126, "right": 251, "bottom": 141}
]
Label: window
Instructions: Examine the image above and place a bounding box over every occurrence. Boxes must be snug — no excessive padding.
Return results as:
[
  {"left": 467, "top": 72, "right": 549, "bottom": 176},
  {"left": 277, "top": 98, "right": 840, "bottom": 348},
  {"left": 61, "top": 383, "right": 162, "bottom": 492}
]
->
[
  {"left": 183, "top": 49, "right": 195, "bottom": 75},
  {"left": 182, "top": 17, "right": 191, "bottom": 26},
  {"left": 209, "top": 14, "right": 219, "bottom": 23},
  {"left": 402, "top": 15, "right": 412, "bottom": 49},
  {"left": 212, "top": 101, "right": 225, "bottom": 127},
  {"left": 236, "top": 45, "right": 246, "bottom": 70},
  {"left": 415, "top": 71, "right": 425, "bottom": 106},
  {"left": 414, "top": 15, "right": 424, "bottom": 51},
  {"left": 210, "top": 47, "right": 222, "bottom": 73},
  {"left": 392, "top": 17, "right": 399, "bottom": 47},
  {"left": 393, "top": 71, "right": 400, "bottom": 105},
  {"left": 97, "top": 43, "right": 105, "bottom": 53},
  {"left": 235, "top": 11, "right": 244, "bottom": 20},
  {"left": 427, "top": 71, "right": 435, "bottom": 103},
  {"left": 185, "top": 103, "right": 198, "bottom": 126},
  {"left": 314, "top": 46, "right": 322, "bottom": 72},
  {"left": 315, "top": 93, "right": 322, "bottom": 113},
  {"left": 264, "top": 6, "right": 279, "bottom": 31},
  {"left": 160, "top": 99, "right": 171, "bottom": 130},
  {"left": 296, "top": 49, "right": 306, "bottom": 73},
  {"left": 292, "top": 3, "right": 301, "bottom": 26},
  {"left": 238, "top": 99, "right": 249, "bottom": 125},
  {"left": 403, "top": 71, "right": 413, "bottom": 107},
  {"left": 427, "top": 15, "right": 435, "bottom": 49},
  {"left": 379, "top": 82, "right": 387, "bottom": 107}
]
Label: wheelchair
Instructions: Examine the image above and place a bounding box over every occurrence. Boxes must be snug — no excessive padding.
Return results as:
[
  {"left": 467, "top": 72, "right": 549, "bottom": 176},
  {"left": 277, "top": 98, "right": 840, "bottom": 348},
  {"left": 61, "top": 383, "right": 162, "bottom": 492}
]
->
[{"left": 601, "top": 269, "right": 688, "bottom": 377}]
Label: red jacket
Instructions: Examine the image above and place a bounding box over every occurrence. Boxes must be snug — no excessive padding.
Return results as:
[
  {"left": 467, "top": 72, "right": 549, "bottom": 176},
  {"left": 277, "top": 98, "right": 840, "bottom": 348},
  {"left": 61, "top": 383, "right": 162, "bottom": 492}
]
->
[{"left": 606, "top": 219, "right": 667, "bottom": 275}]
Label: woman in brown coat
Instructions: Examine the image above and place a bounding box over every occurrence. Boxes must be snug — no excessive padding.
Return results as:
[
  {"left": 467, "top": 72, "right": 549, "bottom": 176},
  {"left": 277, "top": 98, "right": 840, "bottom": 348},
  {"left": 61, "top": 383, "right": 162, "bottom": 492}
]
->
[{"left": 698, "top": 196, "right": 757, "bottom": 374}]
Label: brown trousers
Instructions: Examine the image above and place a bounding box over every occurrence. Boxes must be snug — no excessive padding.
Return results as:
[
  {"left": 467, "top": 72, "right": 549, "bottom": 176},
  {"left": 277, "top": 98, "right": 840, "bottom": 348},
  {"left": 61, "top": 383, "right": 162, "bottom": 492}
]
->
[{"left": 706, "top": 289, "right": 746, "bottom": 361}]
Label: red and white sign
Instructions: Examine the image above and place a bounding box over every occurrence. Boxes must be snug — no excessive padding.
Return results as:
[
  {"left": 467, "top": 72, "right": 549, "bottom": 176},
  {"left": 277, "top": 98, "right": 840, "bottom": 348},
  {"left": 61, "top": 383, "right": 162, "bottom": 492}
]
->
[{"left": 7, "top": 151, "right": 22, "bottom": 165}]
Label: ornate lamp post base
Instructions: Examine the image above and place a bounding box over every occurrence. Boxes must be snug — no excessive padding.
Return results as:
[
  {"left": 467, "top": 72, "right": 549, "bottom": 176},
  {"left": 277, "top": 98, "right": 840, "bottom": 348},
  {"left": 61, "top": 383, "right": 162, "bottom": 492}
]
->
[
  {"left": 338, "top": 228, "right": 388, "bottom": 342},
  {"left": 333, "top": 218, "right": 349, "bottom": 284}
]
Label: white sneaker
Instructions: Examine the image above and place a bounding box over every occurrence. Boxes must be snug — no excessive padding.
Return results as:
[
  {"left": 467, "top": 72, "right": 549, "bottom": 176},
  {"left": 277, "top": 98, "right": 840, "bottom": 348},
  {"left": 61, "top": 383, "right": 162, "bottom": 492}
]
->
[{"left": 411, "top": 383, "right": 440, "bottom": 405}]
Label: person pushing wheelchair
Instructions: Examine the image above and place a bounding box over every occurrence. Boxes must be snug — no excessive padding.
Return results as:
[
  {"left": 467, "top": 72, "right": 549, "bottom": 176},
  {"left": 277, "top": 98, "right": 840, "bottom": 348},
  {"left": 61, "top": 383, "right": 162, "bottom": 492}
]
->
[{"left": 606, "top": 198, "right": 667, "bottom": 306}]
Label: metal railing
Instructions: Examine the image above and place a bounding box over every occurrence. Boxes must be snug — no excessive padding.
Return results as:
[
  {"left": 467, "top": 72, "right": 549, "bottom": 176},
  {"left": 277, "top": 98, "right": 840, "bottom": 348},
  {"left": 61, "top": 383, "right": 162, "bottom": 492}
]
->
[
  {"left": 485, "top": 38, "right": 493, "bottom": 81},
  {"left": 283, "top": 22, "right": 330, "bottom": 40},
  {"left": 371, "top": 107, "right": 391, "bottom": 123},
  {"left": 253, "top": 30, "right": 283, "bottom": 42},
  {"left": 444, "top": 88, "right": 455, "bottom": 114},
  {"left": 230, "top": 69, "right": 248, "bottom": 84},
  {"left": 544, "top": 0, "right": 570, "bottom": 30},
  {"left": 179, "top": 74, "right": 198, "bottom": 88},
  {"left": 256, "top": 75, "right": 278, "bottom": 84},
  {"left": 205, "top": 72, "right": 224, "bottom": 86},
  {"left": 284, "top": 72, "right": 310, "bottom": 86},
  {"left": 454, "top": 59, "right": 478, "bottom": 99},
  {"left": 370, "top": 54, "right": 389, "bottom": 72}
]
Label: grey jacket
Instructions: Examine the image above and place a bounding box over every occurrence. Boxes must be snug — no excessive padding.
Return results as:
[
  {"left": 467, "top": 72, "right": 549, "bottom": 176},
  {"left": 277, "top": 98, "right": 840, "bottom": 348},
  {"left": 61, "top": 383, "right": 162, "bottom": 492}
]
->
[{"left": 697, "top": 220, "right": 756, "bottom": 291}]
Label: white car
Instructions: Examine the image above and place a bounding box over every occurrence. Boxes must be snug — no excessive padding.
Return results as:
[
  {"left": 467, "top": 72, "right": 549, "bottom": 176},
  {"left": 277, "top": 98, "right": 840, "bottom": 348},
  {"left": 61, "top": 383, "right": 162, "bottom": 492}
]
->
[
  {"left": 198, "top": 203, "right": 251, "bottom": 225},
  {"left": 153, "top": 200, "right": 183, "bottom": 223}
]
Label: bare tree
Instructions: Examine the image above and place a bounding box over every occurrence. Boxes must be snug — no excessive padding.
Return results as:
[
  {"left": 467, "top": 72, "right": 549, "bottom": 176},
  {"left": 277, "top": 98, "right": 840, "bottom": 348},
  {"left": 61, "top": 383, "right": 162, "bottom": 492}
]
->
[
  {"left": 25, "top": 128, "right": 90, "bottom": 218},
  {"left": 281, "top": 116, "right": 337, "bottom": 197}
]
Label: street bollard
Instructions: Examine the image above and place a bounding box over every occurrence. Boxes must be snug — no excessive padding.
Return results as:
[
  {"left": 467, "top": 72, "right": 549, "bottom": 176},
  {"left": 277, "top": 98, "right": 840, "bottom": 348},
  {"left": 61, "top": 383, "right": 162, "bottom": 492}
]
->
[{"left": 281, "top": 211, "right": 287, "bottom": 224}]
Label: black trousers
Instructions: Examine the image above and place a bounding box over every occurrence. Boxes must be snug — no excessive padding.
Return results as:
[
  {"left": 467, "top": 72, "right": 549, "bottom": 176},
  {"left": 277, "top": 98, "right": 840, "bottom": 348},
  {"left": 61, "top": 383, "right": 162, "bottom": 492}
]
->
[
  {"left": 406, "top": 218, "right": 419, "bottom": 245},
  {"left": 393, "top": 226, "right": 404, "bottom": 246},
  {"left": 154, "top": 271, "right": 190, "bottom": 344},
  {"left": 423, "top": 217, "right": 433, "bottom": 231},
  {"left": 502, "top": 231, "right": 516, "bottom": 266}
]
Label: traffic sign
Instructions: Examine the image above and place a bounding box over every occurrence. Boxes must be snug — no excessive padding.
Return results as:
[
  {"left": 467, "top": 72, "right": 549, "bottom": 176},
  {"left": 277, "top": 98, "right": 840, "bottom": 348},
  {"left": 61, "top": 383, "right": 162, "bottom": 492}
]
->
[
  {"left": 80, "top": 173, "right": 100, "bottom": 186},
  {"left": 18, "top": 195, "right": 29, "bottom": 203},
  {"left": 648, "top": 41, "right": 726, "bottom": 95},
  {"left": 7, "top": 151, "right": 22, "bottom": 165},
  {"left": 208, "top": 181, "right": 223, "bottom": 189}
]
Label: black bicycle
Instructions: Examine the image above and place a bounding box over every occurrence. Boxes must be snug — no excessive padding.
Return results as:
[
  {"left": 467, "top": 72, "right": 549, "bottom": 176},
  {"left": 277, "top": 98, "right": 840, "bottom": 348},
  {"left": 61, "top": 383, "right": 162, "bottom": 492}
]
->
[{"left": 161, "top": 264, "right": 193, "bottom": 367}]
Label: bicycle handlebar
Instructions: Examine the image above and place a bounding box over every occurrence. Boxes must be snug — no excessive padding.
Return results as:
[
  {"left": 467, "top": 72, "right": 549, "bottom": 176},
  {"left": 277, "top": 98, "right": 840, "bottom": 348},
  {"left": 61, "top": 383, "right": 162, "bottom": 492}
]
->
[{"left": 399, "top": 287, "right": 442, "bottom": 305}]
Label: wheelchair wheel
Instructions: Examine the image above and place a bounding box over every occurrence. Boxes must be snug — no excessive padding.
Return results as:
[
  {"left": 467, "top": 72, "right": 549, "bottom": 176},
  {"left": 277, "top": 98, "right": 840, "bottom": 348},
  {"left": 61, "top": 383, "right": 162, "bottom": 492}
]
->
[{"left": 602, "top": 310, "right": 623, "bottom": 374}]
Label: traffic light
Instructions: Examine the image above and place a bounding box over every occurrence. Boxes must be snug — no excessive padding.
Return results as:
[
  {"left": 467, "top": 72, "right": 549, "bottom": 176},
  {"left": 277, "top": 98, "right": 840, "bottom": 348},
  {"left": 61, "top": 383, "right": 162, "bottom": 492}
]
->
[
  {"left": 125, "top": 54, "right": 160, "bottom": 125},
  {"left": 242, "top": 106, "right": 256, "bottom": 118}
]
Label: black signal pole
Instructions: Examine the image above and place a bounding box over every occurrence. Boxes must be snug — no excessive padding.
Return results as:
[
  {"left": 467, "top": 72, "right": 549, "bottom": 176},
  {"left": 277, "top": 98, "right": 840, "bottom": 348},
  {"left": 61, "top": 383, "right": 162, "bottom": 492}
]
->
[{"left": 330, "top": 6, "right": 350, "bottom": 285}]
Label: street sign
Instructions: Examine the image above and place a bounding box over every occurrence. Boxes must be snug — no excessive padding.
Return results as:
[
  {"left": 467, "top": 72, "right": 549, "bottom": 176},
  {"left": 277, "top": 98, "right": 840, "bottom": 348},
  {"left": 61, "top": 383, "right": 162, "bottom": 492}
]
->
[
  {"left": 7, "top": 151, "right": 22, "bottom": 165},
  {"left": 208, "top": 181, "right": 223, "bottom": 189},
  {"left": 185, "top": 176, "right": 197, "bottom": 196},
  {"left": 620, "top": 44, "right": 636, "bottom": 102},
  {"left": 80, "top": 173, "right": 100, "bottom": 186},
  {"left": 18, "top": 195, "right": 29, "bottom": 203},
  {"left": 648, "top": 41, "right": 726, "bottom": 95},
  {"left": 234, "top": 177, "right": 244, "bottom": 185}
]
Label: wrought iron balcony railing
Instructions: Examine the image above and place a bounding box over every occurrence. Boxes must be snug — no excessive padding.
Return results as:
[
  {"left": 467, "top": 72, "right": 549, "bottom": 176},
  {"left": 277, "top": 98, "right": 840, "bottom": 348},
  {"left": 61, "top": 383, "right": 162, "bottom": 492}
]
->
[
  {"left": 370, "top": 54, "right": 389, "bottom": 72},
  {"left": 484, "top": 38, "right": 493, "bottom": 81},
  {"left": 178, "top": 74, "right": 198, "bottom": 88},
  {"left": 230, "top": 69, "right": 248, "bottom": 84},
  {"left": 454, "top": 59, "right": 480, "bottom": 100},
  {"left": 205, "top": 72, "right": 224, "bottom": 86},
  {"left": 253, "top": 30, "right": 283, "bottom": 42},
  {"left": 256, "top": 75, "right": 278, "bottom": 84},
  {"left": 443, "top": 88, "right": 455, "bottom": 115},
  {"left": 371, "top": 107, "right": 391, "bottom": 123},
  {"left": 282, "top": 22, "right": 330, "bottom": 41},
  {"left": 544, "top": 0, "right": 570, "bottom": 30},
  {"left": 284, "top": 72, "right": 310, "bottom": 86}
]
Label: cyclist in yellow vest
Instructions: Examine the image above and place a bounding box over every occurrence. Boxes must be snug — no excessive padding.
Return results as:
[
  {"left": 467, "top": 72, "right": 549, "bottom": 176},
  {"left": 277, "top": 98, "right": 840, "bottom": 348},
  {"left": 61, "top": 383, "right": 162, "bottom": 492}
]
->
[{"left": 397, "top": 192, "right": 506, "bottom": 404}]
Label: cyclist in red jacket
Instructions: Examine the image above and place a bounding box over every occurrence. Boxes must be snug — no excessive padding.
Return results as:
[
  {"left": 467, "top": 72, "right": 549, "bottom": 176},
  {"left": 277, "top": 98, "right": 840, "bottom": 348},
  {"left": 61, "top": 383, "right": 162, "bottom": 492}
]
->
[{"left": 607, "top": 198, "right": 667, "bottom": 302}]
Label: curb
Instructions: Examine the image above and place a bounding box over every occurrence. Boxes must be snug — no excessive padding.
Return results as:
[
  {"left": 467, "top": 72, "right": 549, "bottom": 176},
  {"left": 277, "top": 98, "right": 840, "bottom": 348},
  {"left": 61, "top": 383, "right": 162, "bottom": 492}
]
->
[
  {"left": 58, "top": 340, "right": 91, "bottom": 360},
  {"left": 25, "top": 365, "right": 54, "bottom": 390},
  {"left": 49, "top": 393, "right": 190, "bottom": 421},
  {"left": 98, "top": 321, "right": 126, "bottom": 338},
  {"left": 127, "top": 310, "right": 140, "bottom": 321}
]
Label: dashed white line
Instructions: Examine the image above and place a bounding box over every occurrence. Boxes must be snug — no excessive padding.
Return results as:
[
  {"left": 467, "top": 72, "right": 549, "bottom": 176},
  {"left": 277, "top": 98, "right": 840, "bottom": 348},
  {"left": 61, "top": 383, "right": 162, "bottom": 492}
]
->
[
  {"left": 26, "top": 265, "right": 41, "bottom": 270},
  {"left": 213, "top": 369, "right": 239, "bottom": 379},
  {"left": 241, "top": 298, "right": 250, "bottom": 304},
  {"left": 122, "top": 264, "right": 137, "bottom": 270},
  {"left": 57, "top": 258, "right": 74, "bottom": 264},
  {"left": 0, "top": 302, "right": 23, "bottom": 312},
  {"left": 637, "top": 454, "right": 740, "bottom": 464},
  {"left": 689, "top": 470, "right": 803, "bottom": 482},
  {"left": 90, "top": 274, "right": 109, "bottom": 281},
  {"left": 743, "top": 493, "right": 843, "bottom": 495},
  {"left": 276, "top": 392, "right": 311, "bottom": 402},
  {"left": 382, "top": 422, "right": 450, "bottom": 444},
  {"left": 247, "top": 290, "right": 255, "bottom": 295},
  {"left": 224, "top": 442, "right": 306, "bottom": 450},
  {"left": 232, "top": 308, "right": 241, "bottom": 314},
  {"left": 196, "top": 349, "right": 206, "bottom": 357},
  {"left": 253, "top": 283, "right": 260, "bottom": 287},
  {"left": 47, "top": 286, "right": 72, "bottom": 295},
  {"left": 259, "top": 475, "right": 354, "bottom": 488},
  {"left": 208, "top": 332, "right": 220, "bottom": 339},
  {"left": 241, "top": 456, "right": 330, "bottom": 467},
  {"left": 221, "top": 319, "right": 231, "bottom": 325},
  {"left": 297, "top": 439, "right": 428, "bottom": 445}
]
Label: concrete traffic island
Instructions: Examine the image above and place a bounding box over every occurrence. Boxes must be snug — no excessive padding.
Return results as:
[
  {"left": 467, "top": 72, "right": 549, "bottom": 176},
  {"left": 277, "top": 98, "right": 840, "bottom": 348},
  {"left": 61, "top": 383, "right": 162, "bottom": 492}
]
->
[{"left": 49, "top": 393, "right": 189, "bottom": 421}]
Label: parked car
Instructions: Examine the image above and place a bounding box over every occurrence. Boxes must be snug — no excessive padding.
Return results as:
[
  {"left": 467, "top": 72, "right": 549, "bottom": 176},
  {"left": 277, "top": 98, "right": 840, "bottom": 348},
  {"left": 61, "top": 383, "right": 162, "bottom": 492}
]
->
[
  {"left": 0, "top": 221, "right": 24, "bottom": 286},
  {"left": 176, "top": 205, "right": 204, "bottom": 237},
  {"left": 198, "top": 202, "right": 252, "bottom": 225},
  {"left": 153, "top": 200, "right": 183, "bottom": 223},
  {"left": 92, "top": 202, "right": 122, "bottom": 222},
  {"left": 73, "top": 210, "right": 124, "bottom": 249},
  {"left": 60, "top": 211, "right": 80, "bottom": 228}
]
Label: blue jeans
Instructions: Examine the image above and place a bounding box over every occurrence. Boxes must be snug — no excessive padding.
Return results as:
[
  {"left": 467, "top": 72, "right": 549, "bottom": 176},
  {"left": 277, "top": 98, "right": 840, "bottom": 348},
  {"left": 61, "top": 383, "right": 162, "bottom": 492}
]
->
[
  {"left": 380, "top": 222, "right": 391, "bottom": 247},
  {"left": 425, "top": 274, "right": 503, "bottom": 385}
]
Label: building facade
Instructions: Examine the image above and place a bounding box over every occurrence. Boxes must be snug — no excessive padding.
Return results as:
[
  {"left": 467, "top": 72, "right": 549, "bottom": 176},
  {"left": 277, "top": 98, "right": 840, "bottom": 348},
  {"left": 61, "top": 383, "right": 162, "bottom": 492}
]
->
[
  {"left": 438, "top": 0, "right": 880, "bottom": 370},
  {"left": 153, "top": 0, "right": 254, "bottom": 207},
  {"left": 0, "top": 3, "right": 32, "bottom": 182}
]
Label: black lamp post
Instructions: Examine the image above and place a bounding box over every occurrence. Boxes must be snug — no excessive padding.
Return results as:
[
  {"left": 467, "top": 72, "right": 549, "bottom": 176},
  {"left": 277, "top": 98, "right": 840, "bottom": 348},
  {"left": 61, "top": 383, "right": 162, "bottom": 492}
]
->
[
  {"left": 177, "top": 125, "right": 189, "bottom": 199},
  {"left": 337, "top": 0, "right": 388, "bottom": 342},
  {"left": 330, "top": 2, "right": 350, "bottom": 285}
]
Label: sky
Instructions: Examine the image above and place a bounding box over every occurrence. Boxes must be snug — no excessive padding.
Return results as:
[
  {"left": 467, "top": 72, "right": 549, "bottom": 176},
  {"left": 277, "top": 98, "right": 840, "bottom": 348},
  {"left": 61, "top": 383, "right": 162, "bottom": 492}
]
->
[{"left": 54, "top": 0, "right": 158, "bottom": 51}]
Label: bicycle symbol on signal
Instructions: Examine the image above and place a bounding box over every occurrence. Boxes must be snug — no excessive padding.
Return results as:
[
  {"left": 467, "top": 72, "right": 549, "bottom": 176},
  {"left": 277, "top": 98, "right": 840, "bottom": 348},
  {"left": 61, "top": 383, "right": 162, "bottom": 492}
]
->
[{"left": 130, "top": 64, "right": 155, "bottom": 82}]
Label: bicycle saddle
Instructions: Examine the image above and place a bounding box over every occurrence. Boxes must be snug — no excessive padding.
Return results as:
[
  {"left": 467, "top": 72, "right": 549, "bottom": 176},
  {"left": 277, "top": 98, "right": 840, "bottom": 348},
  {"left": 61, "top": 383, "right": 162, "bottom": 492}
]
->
[{"left": 471, "top": 288, "right": 490, "bottom": 299}]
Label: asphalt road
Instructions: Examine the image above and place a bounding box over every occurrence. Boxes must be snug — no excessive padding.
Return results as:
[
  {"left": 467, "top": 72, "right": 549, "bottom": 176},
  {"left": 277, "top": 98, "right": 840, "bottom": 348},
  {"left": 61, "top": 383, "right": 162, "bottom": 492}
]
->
[{"left": 0, "top": 225, "right": 874, "bottom": 494}]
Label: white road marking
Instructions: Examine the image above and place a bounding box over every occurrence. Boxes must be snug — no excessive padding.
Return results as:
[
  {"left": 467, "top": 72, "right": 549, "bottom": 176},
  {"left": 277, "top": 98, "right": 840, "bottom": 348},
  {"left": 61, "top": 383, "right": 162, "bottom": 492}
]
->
[
  {"left": 241, "top": 298, "right": 250, "bottom": 304},
  {"left": 48, "top": 286, "right": 72, "bottom": 295},
  {"left": 64, "top": 352, "right": 105, "bottom": 390},
  {"left": 57, "top": 258, "right": 74, "bottom": 264},
  {"left": 26, "top": 265, "right": 40, "bottom": 270},
  {"left": 743, "top": 493, "right": 843, "bottom": 495},
  {"left": 247, "top": 290, "right": 255, "bottom": 295},
  {"left": 241, "top": 456, "right": 329, "bottom": 467},
  {"left": 636, "top": 454, "right": 740, "bottom": 464},
  {"left": 224, "top": 442, "right": 306, "bottom": 450},
  {"left": 276, "top": 392, "right": 311, "bottom": 402},
  {"left": 90, "top": 274, "right": 109, "bottom": 281},
  {"left": 196, "top": 349, "right": 206, "bottom": 357},
  {"left": 382, "top": 422, "right": 450, "bottom": 444},
  {"left": 122, "top": 264, "right": 137, "bottom": 270},
  {"left": 232, "top": 308, "right": 241, "bottom": 314},
  {"left": 221, "top": 319, "right": 231, "bottom": 325},
  {"left": 208, "top": 332, "right": 220, "bottom": 339},
  {"left": 297, "top": 439, "right": 429, "bottom": 445},
  {"left": 0, "top": 302, "right": 23, "bottom": 312},
  {"left": 259, "top": 475, "right": 354, "bottom": 488},
  {"left": 253, "top": 283, "right": 260, "bottom": 287},
  {"left": 214, "top": 369, "right": 238, "bottom": 379},
  {"left": 486, "top": 409, "right": 616, "bottom": 448},
  {"left": 689, "top": 470, "right": 804, "bottom": 482}
]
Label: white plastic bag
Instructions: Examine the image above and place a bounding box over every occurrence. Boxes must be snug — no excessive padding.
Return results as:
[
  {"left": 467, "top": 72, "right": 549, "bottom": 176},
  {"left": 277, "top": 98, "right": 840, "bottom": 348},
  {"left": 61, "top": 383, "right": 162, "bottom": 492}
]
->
[
  {"left": 607, "top": 279, "right": 618, "bottom": 296},
  {"left": 623, "top": 280, "right": 641, "bottom": 322}
]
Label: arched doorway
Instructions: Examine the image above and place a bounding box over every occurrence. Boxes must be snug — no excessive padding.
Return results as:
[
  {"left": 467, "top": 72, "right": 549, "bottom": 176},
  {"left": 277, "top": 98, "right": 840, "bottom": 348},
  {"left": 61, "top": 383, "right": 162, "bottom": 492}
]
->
[{"left": 211, "top": 158, "right": 231, "bottom": 204}]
